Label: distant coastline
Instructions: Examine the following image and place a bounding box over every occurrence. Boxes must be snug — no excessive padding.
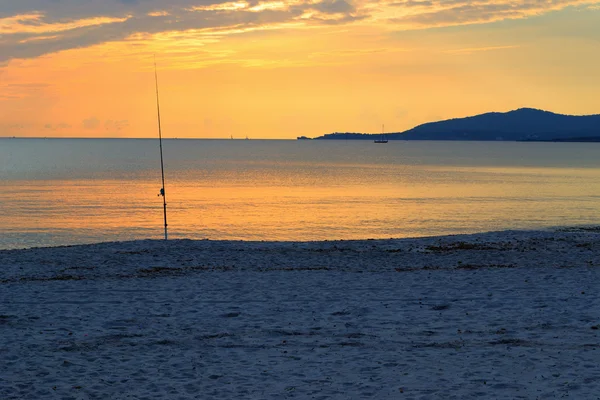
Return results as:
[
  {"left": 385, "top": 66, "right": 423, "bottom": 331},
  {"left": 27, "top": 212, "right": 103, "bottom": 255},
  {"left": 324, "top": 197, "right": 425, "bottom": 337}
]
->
[
  {"left": 307, "top": 108, "right": 600, "bottom": 142},
  {"left": 518, "top": 137, "right": 600, "bottom": 143}
]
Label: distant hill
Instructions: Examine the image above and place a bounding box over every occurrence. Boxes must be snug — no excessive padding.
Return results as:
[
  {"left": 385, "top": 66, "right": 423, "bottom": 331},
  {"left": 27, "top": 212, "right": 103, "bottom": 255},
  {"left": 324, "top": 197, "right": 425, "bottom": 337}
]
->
[{"left": 314, "top": 108, "right": 600, "bottom": 141}]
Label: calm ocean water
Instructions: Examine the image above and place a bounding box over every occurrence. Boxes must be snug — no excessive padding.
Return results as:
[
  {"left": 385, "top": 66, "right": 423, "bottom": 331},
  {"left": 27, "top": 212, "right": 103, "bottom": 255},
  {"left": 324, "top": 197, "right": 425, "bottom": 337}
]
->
[{"left": 2, "top": 138, "right": 600, "bottom": 249}]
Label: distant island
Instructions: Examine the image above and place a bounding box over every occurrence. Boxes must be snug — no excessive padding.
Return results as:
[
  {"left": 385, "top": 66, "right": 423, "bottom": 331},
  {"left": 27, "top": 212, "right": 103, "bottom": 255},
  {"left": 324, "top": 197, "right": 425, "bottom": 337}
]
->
[{"left": 309, "top": 108, "right": 600, "bottom": 141}]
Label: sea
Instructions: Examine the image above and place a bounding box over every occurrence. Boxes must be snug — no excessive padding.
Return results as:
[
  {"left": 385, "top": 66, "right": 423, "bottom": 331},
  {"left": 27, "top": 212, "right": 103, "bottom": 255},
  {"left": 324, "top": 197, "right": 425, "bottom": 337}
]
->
[{"left": 2, "top": 138, "right": 600, "bottom": 249}]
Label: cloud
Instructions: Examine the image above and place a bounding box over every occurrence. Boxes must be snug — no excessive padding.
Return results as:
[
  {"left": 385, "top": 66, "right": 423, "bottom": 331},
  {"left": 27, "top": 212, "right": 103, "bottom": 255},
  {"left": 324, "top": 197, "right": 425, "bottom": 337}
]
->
[
  {"left": 44, "top": 123, "right": 72, "bottom": 130},
  {"left": 443, "top": 44, "right": 520, "bottom": 54},
  {"left": 312, "top": 0, "right": 355, "bottom": 14},
  {"left": 83, "top": 117, "right": 101, "bottom": 130},
  {"left": 0, "top": 123, "right": 26, "bottom": 131},
  {"left": 1, "top": 2, "right": 322, "bottom": 62},
  {"left": 6, "top": 83, "right": 50, "bottom": 89},
  {"left": 388, "top": 0, "right": 600, "bottom": 27},
  {"left": 0, "top": 82, "right": 52, "bottom": 99},
  {"left": 105, "top": 119, "right": 130, "bottom": 131},
  {"left": 0, "top": 13, "right": 128, "bottom": 35},
  {"left": 82, "top": 117, "right": 129, "bottom": 131},
  {"left": 0, "top": 0, "right": 598, "bottom": 62}
]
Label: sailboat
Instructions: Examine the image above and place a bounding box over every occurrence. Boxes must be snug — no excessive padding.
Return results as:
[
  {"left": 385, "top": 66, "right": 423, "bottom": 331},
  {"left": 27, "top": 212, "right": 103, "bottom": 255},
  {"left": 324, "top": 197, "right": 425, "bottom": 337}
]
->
[{"left": 374, "top": 124, "right": 388, "bottom": 143}]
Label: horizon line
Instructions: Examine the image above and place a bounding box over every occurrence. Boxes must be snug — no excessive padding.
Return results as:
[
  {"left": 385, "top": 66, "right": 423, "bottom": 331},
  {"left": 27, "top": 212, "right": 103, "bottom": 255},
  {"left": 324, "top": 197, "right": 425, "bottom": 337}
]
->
[{"left": 0, "top": 136, "right": 297, "bottom": 140}]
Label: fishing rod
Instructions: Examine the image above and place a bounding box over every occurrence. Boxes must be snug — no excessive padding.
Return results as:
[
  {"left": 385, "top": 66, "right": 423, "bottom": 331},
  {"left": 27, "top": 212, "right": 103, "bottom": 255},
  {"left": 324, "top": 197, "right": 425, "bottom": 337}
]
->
[{"left": 154, "top": 57, "right": 168, "bottom": 240}]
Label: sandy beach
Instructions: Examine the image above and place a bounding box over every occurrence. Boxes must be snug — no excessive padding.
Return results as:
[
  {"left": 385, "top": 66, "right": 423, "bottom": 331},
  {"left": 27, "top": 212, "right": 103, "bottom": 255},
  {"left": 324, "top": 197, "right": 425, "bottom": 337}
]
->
[{"left": 2, "top": 228, "right": 600, "bottom": 399}]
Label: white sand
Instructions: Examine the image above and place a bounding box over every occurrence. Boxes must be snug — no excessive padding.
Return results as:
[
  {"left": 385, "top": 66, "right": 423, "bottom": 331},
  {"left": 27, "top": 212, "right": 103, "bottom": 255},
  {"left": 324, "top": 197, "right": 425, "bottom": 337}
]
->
[{"left": 2, "top": 228, "right": 600, "bottom": 399}]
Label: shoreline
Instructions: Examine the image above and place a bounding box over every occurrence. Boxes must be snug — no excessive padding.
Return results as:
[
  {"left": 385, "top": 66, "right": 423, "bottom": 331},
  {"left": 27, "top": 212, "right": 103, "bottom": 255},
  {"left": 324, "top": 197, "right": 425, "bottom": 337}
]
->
[
  {"left": 2, "top": 227, "right": 599, "bottom": 274},
  {"left": 1, "top": 224, "right": 594, "bottom": 251},
  {"left": 2, "top": 228, "right": 600, "bottom": 398}
]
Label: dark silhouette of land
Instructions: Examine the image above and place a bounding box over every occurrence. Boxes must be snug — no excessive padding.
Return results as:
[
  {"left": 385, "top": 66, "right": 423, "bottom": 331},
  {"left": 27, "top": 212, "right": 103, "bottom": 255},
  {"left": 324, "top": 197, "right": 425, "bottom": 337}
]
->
[{"left": 312, "top": 108, "right": 600, "bottom": 141}]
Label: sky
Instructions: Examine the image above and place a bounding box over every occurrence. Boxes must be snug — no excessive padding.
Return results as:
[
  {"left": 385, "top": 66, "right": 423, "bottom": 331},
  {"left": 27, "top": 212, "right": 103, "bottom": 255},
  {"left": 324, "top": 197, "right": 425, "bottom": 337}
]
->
[{"left": 1, "top": 0, "right": 599, "bottom": 139}]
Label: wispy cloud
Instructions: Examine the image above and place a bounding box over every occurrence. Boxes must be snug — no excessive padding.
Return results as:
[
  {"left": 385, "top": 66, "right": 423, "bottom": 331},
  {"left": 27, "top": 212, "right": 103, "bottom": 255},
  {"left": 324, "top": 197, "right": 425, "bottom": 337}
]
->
[
  {"left": 44, "top": 122, "right": 72, "bottom": 130},
  {"left": 147, "top": 11, "right": 171, "bottom": 17},
  {"left": 0, "top": 0, "right": 598, "bottom": 62},
  {"left": 83, "top": 117, "right": 101, "bottom": 130},
  {"left": 81, "top": 117, "right": 130, "bottom": 132},
  {"left": 0, "top": 123, "right": 28, "bottom": 131},
  {"left": 386, "top": 0, "right": 600, "bottom": 27},
  {"left": 0, "top": 82, "right": 52, "bottom": 99},
  {"left": 105, "top": 119, "right": 130, "bottom": 131},
  {"left": 0, "top": 13, "right": 129, "bottom": 34},
  {"left": 443, "top": 44, "right": 521, "bottom": 55}
]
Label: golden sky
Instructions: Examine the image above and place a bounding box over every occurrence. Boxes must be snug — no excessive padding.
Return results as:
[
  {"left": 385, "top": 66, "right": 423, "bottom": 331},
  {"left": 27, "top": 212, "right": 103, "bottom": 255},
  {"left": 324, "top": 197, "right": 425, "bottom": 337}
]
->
[{"left": 1, "top": 0, "right": 599, "bottom": 138}]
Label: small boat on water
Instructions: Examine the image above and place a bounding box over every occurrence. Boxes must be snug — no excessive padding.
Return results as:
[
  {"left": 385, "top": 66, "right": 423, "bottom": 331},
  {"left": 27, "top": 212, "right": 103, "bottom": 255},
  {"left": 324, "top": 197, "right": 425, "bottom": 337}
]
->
[{"left": 374, "top": 124, "right": 388, "bottom": 143}]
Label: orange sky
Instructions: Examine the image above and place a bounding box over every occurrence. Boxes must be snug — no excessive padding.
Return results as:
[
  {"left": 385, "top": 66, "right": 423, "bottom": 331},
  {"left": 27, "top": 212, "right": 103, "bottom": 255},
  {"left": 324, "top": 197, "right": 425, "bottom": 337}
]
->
[{"left": 1, "top": 0, "right": 599, "bottom": 138}]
